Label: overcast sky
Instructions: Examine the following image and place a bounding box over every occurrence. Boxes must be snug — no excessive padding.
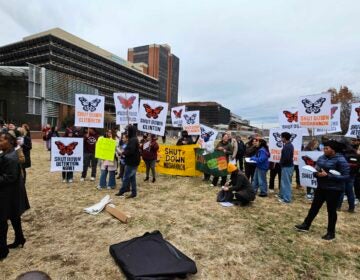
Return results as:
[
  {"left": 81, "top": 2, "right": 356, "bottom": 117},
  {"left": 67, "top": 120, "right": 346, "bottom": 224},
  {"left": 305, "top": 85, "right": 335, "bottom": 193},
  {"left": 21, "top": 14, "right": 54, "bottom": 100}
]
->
[{"left": 1, "top": 0, "right": 360, "bottom": 128}]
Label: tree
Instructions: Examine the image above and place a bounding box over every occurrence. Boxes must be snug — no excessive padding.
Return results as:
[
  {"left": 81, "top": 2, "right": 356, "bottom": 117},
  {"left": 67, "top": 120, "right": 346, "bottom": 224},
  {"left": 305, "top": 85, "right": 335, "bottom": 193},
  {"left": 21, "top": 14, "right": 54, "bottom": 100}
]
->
[{"left": 329, "top": 86, "right": 359, "bottom": 134}]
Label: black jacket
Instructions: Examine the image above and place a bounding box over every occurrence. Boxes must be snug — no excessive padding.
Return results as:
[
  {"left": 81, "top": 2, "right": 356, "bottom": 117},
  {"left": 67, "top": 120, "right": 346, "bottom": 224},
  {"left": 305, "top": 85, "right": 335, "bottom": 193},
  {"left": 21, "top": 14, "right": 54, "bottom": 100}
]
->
[
  {"left": 229, "top": 172, "right": 256, "bottom": 202},
  {"left": 22, "top": 135, "right": 32, "bottom": 168},
  {"left": 123, "top": 126, "right": 140, "bottom": 167},
  {"left": 0, "top": 149, "right": 30, "bottom": 220}
]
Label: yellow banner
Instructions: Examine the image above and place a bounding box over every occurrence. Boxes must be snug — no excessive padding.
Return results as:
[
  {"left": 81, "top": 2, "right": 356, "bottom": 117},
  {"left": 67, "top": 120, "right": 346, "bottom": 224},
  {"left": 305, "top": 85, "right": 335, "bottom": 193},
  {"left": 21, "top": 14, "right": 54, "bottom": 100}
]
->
[
  {"left": 95, "top": 137, "right": 116, "bottom": 161},
  {"left": 138, "top": 144, "right": 202, "bottom": 177}
]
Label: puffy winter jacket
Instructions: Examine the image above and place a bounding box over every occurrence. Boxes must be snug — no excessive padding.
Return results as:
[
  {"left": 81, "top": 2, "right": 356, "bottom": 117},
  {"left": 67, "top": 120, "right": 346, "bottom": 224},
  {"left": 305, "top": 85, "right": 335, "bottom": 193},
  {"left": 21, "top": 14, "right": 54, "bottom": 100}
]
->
[{"left": 250, "top": 147, "right": 270, "bottom": 171}]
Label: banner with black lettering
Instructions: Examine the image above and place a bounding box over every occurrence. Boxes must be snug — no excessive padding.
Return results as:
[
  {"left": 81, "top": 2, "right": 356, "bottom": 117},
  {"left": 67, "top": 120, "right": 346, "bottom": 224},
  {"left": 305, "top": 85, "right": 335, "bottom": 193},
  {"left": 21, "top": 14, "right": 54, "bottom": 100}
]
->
[
  {"left": 299, "top": 151, "right": 323, "bottom": 188},
  {"left": 75, "top": 94, "right": 104, "bottom": 128},
  {"left": 114, "top": 92, "right": 139, "bottom": 125},
  {"left": 171, "top": 105, "right": 186, "bottom": 127},
  {"left": 345, "top": 103, "right": 360, "bottom": 138},
  {"left": 138, "top": 99, "right": 168, "bottom": 136},
  {"left": 51, "top": 137, "right": 83, "bottom": 172},
  {"left": 298, "top": 93, "right": 331, "bottom": 128},
  {"left": 182, "top": 110, "right": 201, "bottom": 135},
  {"left": 269, "top": 128, "right": 302, "bottom": 165},
  {"left": 314, "top": 104, "right": 341, "bottom": 135}
]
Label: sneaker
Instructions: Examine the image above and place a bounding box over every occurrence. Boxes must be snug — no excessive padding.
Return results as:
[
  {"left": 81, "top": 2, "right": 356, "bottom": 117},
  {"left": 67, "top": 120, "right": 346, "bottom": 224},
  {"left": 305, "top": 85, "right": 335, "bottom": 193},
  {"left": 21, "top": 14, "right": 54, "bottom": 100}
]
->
[
  {"left": 106, "top": 187, "right": 111, "bottom": 190},
  {"left": 96, "top": 186, "right": 102, "bottom": 190},
  {"left": 115, "top": 192, "right": 125, "bottom": 197},
  {"left": 321, "top": 232, "right": 335, "bottom": 241},
  {"left": 68, "top": 179, "right": 73, "bottom": 183},
  {"left": 348, "top": 208, "right": 355, "bottom": 213},
  {"left": 306, "top": 194, "right": 313, "bottom": 201},
  {"left": 294, "top": 223, "right": 309, "bottom": 232},
  {"left": 278, "top": 198, "right": 285, "bottom": 203},
  {"left": 90, "top": 177, "right": 95, "bottom": 181},
  {"left": 343, "top": 195, "right": 348, "bottom": 201},
  {"left": 355, "top": 198, "right": 359, "bottom": 205},
  {"left": 210, "top": 184, "right": 215, "bottom": 187},
  {"left": 62, "top": 179, "right": 66, "bottom": 183},
  {"left": 144, "top": 177, "right": 149, "bottom": 182},
  {"left": 269, "top": 189, "right": 275, "bottom": 193},
  {"left": 80, "top": 178, "right": 85, "bottom": 182},
  {"left": 152, "top": 178, "right": 156, "bottom": 183}
]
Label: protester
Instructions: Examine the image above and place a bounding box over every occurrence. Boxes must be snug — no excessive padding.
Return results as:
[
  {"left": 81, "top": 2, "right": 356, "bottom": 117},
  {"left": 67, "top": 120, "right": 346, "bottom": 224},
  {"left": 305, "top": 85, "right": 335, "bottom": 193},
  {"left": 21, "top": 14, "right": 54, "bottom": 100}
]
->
[
  {"left": 228, "top": 132, "right": 238, "bottom": 163},
  {"left": 269, "top": 162, "right": 281, "bottom": 193},
  {"left": 0, "top": 132, "right": 30, "bottom": 260},
  {"left": 97, "top": 129, "right": 117, "bottom": 190},
  {"left": 200, "top": 132, "right": 215, "bottom": 182},
  {"left": 251, "top": 139, "right": 270, "bottom": 197},
  {"left": 244, "top": 136, "right": 258, "bottom": 181},
  {"left": 19, "top": 125, "right": 32, "bottom": 184},
  {"left": 116, "top": 134, "right": 127, "bottom": 180},
  {"left": 116, "top": 125, "right": 141, "bottom": 198},
  {"left": 81, "top": 128, "right": 99, "bottom": 182},
  {"left": 337, "top": 138, "right": 359, "bottom": 213},
  {"left": 295, "top": 140, "right": 350, "bottom": 240},
  {"left": 222, "top": 167, "right": 256, "bottom": 206},
  {"left": 42, "top": 124, "right": 51, "bottom": 151},
  {"left": 350, "top": 137, "right": 360, "bottom": 203},
  {"left": 235, "top": 135, "right": 246, "bottom": 171},
  {"left": 176, "top": 130, "right": 199, "bottom": 145},
  {"left": 278, "top": 132, "right": 295, "bottom": 203},
  {"left": 46, "top": 126, "right": 59, "bottom": 151},
  {"left": 210, "top": 133, "right": 233, "bottom": 187},
  {"left": 142, "top": 134, "right": 159, "bottom": 183}
]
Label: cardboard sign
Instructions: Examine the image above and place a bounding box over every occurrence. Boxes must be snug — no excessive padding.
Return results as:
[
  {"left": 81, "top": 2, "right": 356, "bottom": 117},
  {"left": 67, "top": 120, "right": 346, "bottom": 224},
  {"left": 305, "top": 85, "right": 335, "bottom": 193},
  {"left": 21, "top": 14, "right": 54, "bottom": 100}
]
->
[
  {"left": 138, "top": 99, "right": 168, "bottom": 136},
  {"left": 345, "top": 103, "right": 360, "bottom": 138},
  {"left": 278, "top": 107, "right": 301, "bottom": 130},
  {"left": 314, "top": 104, "right": 341, "bottom": 135},
  {"left": 269, "top": 128, "right": 303, "bottom": 165},
  {"left": 299, "top": 151, "right": 323, "bottom": 188},
  {"left": 138, "top": 144, "right": 201, "bottom": 177},
  {"left": 114, "top": 92, "right": 139, "bottom": 125},
  {"left": 298, "top": 93, "right": 331, "bottom": 128},
  {"left": 95, "top": 136, "right": 117, "bottom": 161},
  {"left": 182, "top": 110, "right": 200, "bottom": 135},
  {"left": 51, "top": 137, "right": 83, "bottom": 172},
  {"left": 171, "top": 105, "right": 186, "bottom": 127},
  {"left": 75, "top": 94, "right": 104, "bottom": 128}
]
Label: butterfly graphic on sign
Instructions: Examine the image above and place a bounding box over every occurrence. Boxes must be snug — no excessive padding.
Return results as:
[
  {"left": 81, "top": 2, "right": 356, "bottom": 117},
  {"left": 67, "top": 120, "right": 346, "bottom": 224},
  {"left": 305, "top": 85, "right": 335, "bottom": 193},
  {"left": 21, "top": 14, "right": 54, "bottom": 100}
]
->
[
  {"left": 283, "top": 111, "right": 298, "bottom": 123},
  {"left": 330, "top": 106, "right": 338, "bottom": 119},
  {"left": 273, "top": 132, "right": 297, "bottom": 148},
  {"left": 118, "top": 95, "right": 136, "bottom": 109},
  {"left": 302, "top": 155, "right": 317, "bottom": 167},
  {"left": 301, "top": 98, "right": 326, "bottom": 114},
  {"left": 78, "top": 97, "right": 101, "bottom": 112},
  {"left": 200, "top": 127, "right": 214, "bottom": 142},
  {"left": 184, "top": 113, "right": 197, "bottom": 125},
  {"left": 55, "top": 141, "right": 78, "bottom": 156},
  {"left": 173, "top": 109, "right": 183, "bottom": 119},
  {"left": 355, "top": 107, "right": 360, "bottom": 122},
  {"left": 143, "top": 104, "right": 164, "bottom": 119}
]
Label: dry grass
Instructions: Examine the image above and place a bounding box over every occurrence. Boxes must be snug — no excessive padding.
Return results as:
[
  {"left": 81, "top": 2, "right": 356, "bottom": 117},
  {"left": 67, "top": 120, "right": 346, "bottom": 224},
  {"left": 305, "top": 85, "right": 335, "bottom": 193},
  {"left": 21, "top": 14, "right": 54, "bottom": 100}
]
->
[{"left": 1, "top": 141, "right": 359, "bottom": 280}]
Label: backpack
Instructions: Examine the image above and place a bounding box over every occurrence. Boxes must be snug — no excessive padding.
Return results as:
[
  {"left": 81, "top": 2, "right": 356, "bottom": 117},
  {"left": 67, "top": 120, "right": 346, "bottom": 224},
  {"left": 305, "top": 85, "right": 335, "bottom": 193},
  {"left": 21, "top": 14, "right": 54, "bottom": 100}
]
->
[{"left": 216, "top": 190, "right": 234, "bottom": 202}]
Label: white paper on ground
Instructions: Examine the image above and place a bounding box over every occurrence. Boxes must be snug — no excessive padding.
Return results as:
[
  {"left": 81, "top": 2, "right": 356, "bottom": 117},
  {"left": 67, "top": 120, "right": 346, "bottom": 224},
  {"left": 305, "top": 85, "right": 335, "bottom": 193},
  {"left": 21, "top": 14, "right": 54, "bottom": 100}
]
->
[
  {"left": 302, "top": 165, "right": 317, "bottom": 173},
  {"left": 84, "top": 195, "right": 112, "bottom": 215},
  {"left": 245, "top": 157, "right": 257, "bottom": 163},
  {"left": 219, "top": 202, "right": 234, "bottom": 207}
]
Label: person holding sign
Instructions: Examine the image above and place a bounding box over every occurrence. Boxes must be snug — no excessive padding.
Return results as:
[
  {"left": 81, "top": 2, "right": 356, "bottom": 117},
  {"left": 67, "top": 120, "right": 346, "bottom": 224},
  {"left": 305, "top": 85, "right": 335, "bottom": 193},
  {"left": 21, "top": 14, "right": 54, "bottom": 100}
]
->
[
  {"left": 278, "top": 132, "right": 294, "bottom": 204},
  {"left": 116, "top": 125, "right": 141, "bottom": 198},
  {"left": 97, "top": 130, "right": 118, "bottom": 190},
  {"left": 141, "top": 134, "right": 159, "bottom": 183},
  {"left": 81, "top": 128, "right": 99, "bottom": 182},
  {"left": 295, "top": 140, "right": 350, "bottom": 241}
]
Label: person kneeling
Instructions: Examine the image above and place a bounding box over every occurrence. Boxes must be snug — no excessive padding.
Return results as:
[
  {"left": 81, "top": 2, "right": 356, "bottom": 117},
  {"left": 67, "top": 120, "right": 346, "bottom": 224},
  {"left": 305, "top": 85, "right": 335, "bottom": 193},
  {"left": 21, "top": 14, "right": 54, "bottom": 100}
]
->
[{"left": 218, "top": 168, "right": 256, "bottom": 206}]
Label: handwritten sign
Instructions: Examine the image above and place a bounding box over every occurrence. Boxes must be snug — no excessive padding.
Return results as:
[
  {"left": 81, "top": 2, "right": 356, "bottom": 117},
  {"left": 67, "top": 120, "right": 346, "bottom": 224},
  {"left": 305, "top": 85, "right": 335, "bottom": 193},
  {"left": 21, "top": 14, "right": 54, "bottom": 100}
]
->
[{"left": 95, "top": 137, "right": 117, "bottom": 161}]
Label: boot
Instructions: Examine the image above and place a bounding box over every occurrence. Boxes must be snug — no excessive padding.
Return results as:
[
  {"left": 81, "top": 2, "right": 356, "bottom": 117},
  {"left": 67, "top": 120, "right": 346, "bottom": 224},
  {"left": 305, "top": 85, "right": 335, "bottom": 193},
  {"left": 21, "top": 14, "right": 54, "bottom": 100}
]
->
[{"left": 8, "top": 238, "right": 26, "bottom": 249}]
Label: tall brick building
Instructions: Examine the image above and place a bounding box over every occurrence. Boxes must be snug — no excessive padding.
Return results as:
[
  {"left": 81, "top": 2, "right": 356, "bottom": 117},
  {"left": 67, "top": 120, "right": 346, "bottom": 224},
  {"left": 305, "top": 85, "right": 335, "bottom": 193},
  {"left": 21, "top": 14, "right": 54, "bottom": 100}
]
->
[{"left": 128, "top": 44, "right": 179, "bottom": 106}]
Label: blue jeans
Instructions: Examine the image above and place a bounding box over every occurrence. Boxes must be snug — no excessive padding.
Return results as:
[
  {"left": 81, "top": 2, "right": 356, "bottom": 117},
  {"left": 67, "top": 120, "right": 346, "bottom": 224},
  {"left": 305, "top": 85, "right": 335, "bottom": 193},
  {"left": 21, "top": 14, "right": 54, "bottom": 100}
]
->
[
  {"left": 119, "top": 165, "right": 138, "bottom": 196},
  {"left": 280, "top": 166, "right": 294, "bottom": 203},
  {"left": 338, "top": 178, "right": 355, "bottom": 210},
  {"left": 252, "top": 168, "right": 268, "bottom": 195},
  {"left": 99, "top": 169, "right": 116, "bottom": 188}
]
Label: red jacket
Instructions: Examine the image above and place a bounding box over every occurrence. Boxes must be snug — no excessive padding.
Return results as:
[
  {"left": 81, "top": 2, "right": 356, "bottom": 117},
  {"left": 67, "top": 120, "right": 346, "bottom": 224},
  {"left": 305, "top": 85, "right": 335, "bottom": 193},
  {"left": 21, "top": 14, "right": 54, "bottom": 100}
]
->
[{"left": 141, "top": 140, "right": 159, "bottom": 161}]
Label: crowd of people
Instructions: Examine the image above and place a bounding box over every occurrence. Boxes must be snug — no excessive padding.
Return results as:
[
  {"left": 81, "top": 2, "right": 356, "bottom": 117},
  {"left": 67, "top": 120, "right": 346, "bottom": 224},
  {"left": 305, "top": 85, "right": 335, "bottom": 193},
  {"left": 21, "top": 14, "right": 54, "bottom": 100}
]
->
[{"left": 1, "top": 120, "right": 360, "bottom": 262}]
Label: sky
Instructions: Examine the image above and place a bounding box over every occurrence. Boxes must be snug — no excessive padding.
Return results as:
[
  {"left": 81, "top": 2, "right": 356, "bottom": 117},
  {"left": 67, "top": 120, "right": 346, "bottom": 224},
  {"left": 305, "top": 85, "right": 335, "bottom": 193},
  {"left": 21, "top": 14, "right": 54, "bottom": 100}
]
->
[{"left": 1, "top": 0, "right": 360, "bottom": 128}]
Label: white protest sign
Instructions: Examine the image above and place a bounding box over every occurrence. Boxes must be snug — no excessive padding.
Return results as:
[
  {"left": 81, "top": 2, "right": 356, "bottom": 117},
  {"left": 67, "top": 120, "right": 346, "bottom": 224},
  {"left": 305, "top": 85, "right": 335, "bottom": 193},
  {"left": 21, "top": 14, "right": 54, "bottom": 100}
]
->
[
  {"left": 138, "top": 99, "right": 168, "bottom": 136},
  {"left": 278, "top": 107, "right": 301, "bottom": 130},
  {"left": 345, "top": 103, "right": 360, "bottom": 138},
  {"left": 51, "top": 137, "right": 83, "bottom": 172},
  {"left": 298, "top": 92, "right": 331, "bottom": 128},
  {"left": 114, "top": 92, "right": 139, "bottom": 125},
  {"left": 75, "top": 94, "right": 104, "bottom": 128},
  {"left": 269, "top": 128, "right": 303, "bottom": 165},
  {"left": 299, "top": 151, "right": 323, "bottom": 188},
  {"left": 314, "top": 104, "right": 341, "bottom": 136},
  {"left": 171, "top": 105, "right": 186, "bottom": 127},
  {"left": 199, "top": 124, "right": 218, "bottom": 149},
  {"left": 182, "top": 110, "right": 200, "bottom": 135}
]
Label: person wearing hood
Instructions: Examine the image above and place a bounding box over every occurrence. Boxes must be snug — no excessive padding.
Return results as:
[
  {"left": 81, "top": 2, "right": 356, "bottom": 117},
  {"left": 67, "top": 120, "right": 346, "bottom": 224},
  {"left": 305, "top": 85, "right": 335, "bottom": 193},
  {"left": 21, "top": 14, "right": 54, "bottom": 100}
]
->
[
  {"left": 250, "top": 138, "right": 270, "bottom": 197},
  {"left": 295, "top": 140, "right": 350, "bottom": 241},
  {"left": 278, "top": 132, "right": 295, "bottom": 203},
  {"left": 116, "top": 125, "right": 140, "bottom": 198},
  {"left": 176, "top": 130, "right": 199, "bottom": 146}
]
